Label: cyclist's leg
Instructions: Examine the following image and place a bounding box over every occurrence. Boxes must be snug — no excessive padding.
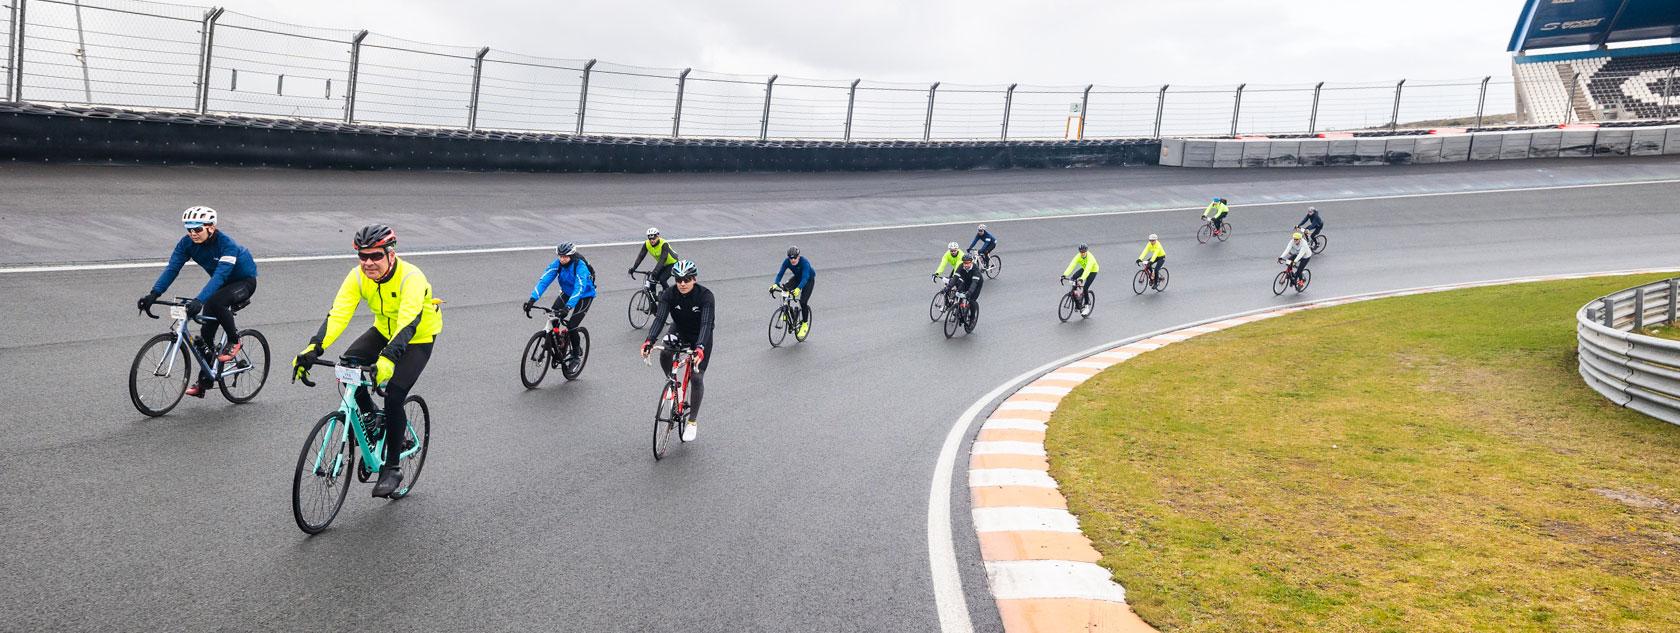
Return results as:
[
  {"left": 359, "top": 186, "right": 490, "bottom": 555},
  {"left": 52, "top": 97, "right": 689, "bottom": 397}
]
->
[
  {"left": 342, "top": 328, "right": 387, "bottom": 414},
  {"left": 1213, "top": 215, "right": 1223, "bottom": 231},
  {"left": 652, "top": 262, "right": 672, "bottom": 290},
  {"left": 1152, "top": 256, "right": 1165, "bottom": 275},
  {"left": 564, "top": 297, "right": 592, "bottom": 350},
  {"left": 980, "top": 242, "right": 995, "bottom": 258},
  {"left": 688, "top": 348, "right": 710, "bottom": 421},
  {"left": 1084, "top": 272, "right": 1098, "bottom": 296},
  {"left": 659, "top": 347, "right": 676, "bottom": 379},
  {"left": 200, "top": 277, "right": 255, "bottom": 351},
  {"left": 799, "top": 276, "right": 815, "bottom": 321},
  {"left": 381, "top": 343, "right": 432, "bottom": 467}
]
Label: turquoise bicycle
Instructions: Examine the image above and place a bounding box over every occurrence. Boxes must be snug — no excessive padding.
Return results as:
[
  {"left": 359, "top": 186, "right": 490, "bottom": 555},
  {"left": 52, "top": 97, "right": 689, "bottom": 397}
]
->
[{"left": 290, "top": 358, "right": 431, "bottom": 534}]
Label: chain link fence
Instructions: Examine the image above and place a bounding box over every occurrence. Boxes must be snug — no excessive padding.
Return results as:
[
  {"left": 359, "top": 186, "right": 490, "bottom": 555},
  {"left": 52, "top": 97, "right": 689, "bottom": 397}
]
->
[{"left": 7, "top": 0, "right": 1680, "bottom": 141}]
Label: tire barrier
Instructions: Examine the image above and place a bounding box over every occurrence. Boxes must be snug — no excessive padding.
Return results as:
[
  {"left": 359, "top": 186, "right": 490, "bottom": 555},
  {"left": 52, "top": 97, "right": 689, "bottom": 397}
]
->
[
  {"left": 1578, "top": 277, "right": 1680, "bottom": 427},
  {"left": 0, "top": 103, "right": 1159, "bottom": 172},
  {"left": 1159, "top": 124, "right": 1680, "bottom": 168}
]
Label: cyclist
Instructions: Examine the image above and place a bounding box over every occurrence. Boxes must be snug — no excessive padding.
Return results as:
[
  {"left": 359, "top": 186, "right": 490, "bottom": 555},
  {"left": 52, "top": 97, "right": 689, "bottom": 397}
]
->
[
  {"left": 947, "top": 251, "right": 985, "bottom": 319},
  {"left": 1278, "top": 231, "right": 1313, "bottom": 287},
  {"left": 292, "top": 224, "right": 442, "bottom": 498},
  {"left": 640, "top": 260, "right": 714, "bottom": 442},
  {"left": 523, "top": 242, "right": 596, "bottom": 359},
  {"left": 1060, "top": 243, "right": 1099, "bottom": 315},
  {"left": 770, "top": 246, "right": 815, "bottom": 338},
  {"left": 628, "top": 227, "right": 681, "bottom": 291},
  {"left": 931, "top": 241, "right": 964, "bottom": 281},
  {"left": 137, "top": 206, "right": 258, "bottom": 398},
  {"left": 968, "top": 224, "right": 998, "bottom": 262},
  {"left": 1203, "top": 197, "right": 1230, "bottom": 233},
  {"left": 1136, "top": 233, "right": 1166, "bottom": 281},
  {"left": 1295, "top": 207, "right": 1323, "bottom": 240}
]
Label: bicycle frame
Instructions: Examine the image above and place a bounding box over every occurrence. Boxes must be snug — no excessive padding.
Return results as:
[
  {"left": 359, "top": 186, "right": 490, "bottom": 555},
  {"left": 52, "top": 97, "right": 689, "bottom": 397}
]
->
[
  {"left": 310, "top": 366, "right": 420, "bottom": 476},
  {"left": 147, "top": 304, "right": 251, "bottom": 382}
]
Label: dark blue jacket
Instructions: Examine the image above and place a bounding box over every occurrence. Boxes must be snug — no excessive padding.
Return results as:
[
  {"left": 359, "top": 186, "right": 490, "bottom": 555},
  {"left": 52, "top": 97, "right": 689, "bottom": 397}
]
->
[
  {"left": 531, "top": 257, "right": 597, "bottom": 308},
  {"left": 968, "top": 230, "right": 996, "bottom": 250},
  {"left": 774, "top": 256, "right": 815, "bottom": 289},
  {"left": 150, "top": 232, "right": 258, "bottom": 302}
]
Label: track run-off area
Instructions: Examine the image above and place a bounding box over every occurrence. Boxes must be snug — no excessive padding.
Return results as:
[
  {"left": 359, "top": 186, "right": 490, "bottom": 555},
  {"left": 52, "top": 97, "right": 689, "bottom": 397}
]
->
[{"left": 3, "top": 159, "right": 1679, "bottom": 631}]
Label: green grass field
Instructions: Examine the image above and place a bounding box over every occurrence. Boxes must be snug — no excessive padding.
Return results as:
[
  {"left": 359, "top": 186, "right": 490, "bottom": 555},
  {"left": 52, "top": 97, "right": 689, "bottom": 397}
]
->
[
  {"left": 1046, "top": 274, "right": 1680, "bottom": 632},
  {"left": 1639, "top": 322, "right": 1680, "bottom": 342}
]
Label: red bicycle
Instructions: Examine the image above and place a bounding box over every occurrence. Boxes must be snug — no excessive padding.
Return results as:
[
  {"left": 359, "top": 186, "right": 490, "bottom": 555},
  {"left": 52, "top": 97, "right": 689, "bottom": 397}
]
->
[{"left": 647, "top": 335, "right": 697, "bottom": 460}]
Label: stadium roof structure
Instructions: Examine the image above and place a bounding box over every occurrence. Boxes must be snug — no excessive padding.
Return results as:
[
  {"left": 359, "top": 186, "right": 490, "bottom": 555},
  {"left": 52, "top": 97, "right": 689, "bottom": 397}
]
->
[{"left": 1510, "top": 0, "right": 1680, "bottom": 54}]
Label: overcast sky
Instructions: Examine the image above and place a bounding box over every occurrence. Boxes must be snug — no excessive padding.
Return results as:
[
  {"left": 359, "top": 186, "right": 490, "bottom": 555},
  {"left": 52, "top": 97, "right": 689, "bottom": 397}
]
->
[{"left": 203, "top": 0, "right": 1523, "bottom": 88}]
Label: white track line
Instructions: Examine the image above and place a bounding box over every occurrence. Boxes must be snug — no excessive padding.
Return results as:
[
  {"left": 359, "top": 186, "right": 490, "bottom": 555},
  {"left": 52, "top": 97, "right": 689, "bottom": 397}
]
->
[{"left": 7, "top": 176, "right": 1680, "bottom": 275}]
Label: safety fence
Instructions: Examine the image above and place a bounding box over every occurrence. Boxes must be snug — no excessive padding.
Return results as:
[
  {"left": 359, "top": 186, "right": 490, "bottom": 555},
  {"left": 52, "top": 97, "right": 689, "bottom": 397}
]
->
[
  {"left": 7, "top": 0, "right": 1680, "bottom": 141},
  {"left": 1578, "top": 277, "right": 1680, "bottom": 427}
]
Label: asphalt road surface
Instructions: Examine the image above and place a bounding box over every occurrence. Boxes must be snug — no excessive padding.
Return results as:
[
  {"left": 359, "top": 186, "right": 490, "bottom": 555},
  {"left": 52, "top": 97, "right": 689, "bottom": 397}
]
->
[{"left": 2, "top": 159, "right": 1678, "bottom": 632}]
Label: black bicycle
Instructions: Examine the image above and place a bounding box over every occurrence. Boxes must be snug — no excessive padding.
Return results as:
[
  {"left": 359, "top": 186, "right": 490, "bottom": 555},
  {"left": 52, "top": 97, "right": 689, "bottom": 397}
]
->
[
  {"left": 767, "top": 286, "right": 811, "bottom": 348},
  {"left": 943, "top": 290, "right": 979, "bottom": 338},
  {"left": 1058, "top": 277, "right": 1096, "bottom": 322},
  {"left": 1273, "top": 260, "right": 1313, "bottom": 295},
  {"left": 520, "top": 305, "right": 591, "bottom": 388},
  {"left": 130, "top": 297, "right": 270, "bottom": 417},
  {"left": 1132, "top": 261, "right": 1170, "bottom": 294},
  {"left": 1304, "top": 229, "right": 1328, "bottom": 254},
  {"left": 929, "top": 276, "right": 958, "bottom": 321},
  {"left": 627, "top": 270, "right": 661, "bottom": 329}
]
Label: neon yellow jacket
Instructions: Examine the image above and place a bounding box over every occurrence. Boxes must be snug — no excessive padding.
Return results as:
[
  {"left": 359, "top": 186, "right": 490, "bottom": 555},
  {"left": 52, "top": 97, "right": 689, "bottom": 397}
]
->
[
  {"left": 1203, "top": 201, "right": 1228, "bottom": 219},
  {"left": 933, "top": 250, "right": 964, "bottom": 276},
  {"left": 315, "top": 258, "right": 442, "bottom": 357},
  {"left": 1063, "top": 252, "right": 1099, "bottom": 279},
  {"left": 1138, "top": 241, "right": 1165, "bottom": 262}
]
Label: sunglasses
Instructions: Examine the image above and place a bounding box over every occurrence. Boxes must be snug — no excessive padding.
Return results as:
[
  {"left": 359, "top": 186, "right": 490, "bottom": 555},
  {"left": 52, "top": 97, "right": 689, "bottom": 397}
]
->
[
  {"left": 357, "top": 250, "right": 388, "bottom": 262},
  {"left": 675, "top": 276, "right": 696, "bottom": 283},
  {"left": 185, "top": 226, "right": 207, "bottom": 234},
  {"left": 788, "top": 255, "right": 800, "bottom": 260}
]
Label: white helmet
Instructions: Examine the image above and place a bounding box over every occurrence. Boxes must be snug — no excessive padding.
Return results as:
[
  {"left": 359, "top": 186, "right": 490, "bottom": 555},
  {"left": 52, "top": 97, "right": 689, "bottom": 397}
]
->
[
  {"left": 645, "top": 227, "right": 660, "bottom": 238},
  {"left": 947, "top": 242, "right": 959, "bottom": 250},
  {"left": 977, "top": 224, "right": 988, "bottom": 231},
  {"left": 181, "top": 206, "right": 217, "bottom": 227},
  {"left": 1147, "top": 234, "right": 1158, "bottom": 241}
]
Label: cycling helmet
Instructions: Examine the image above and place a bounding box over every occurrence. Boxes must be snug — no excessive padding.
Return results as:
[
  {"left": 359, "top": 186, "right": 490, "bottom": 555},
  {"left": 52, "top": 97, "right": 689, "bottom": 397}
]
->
[
  {"left": 1147, "top": 234, "right": 1158, "bottom": 241},
  {"left": 977, "top": 224, "right": 988, "bottom": 232},
  {"left": 1292, "top": 231, "right": 1303, "bottom": 240},
  {"left": 352, "top": 224, "right": 396, "bottom": 250},
  {"left": 947, "top": 242, "right": 960, "bottom": 250},
  {"left": 1077, "top": 243, "right": 1088, "bottom": 252},
  {"left": 671, "top": 259, "right": 697, "bottom": 278},
  {"left": 646, "top": 227, "right": 660, "bottom": 238},
  {"left": 556, "top": 242, "right": 577, "bottom": 257},
  {"left": 1307, "top": 207, "right": 1318, "bottom": 215},
  {"left": 1218, "top": 197, "right": 1228, "bottom": 204},
  {"left": 961, "top": 252, "right": 975, "bottom": 262},
  {"left": 181, "top": 206, "right": 217, "bottom": 227}
]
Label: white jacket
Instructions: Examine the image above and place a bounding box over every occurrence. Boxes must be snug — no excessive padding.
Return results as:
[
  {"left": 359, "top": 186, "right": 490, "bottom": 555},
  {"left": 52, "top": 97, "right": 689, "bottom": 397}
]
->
[{"left": 1280, "top": 239, "right": 1311, "bottom": 264}]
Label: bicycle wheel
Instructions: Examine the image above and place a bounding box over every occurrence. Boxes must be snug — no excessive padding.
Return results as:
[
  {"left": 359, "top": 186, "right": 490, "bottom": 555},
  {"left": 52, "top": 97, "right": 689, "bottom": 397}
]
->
[
  {"left": 1217, "top": 222, "right": 1232, "bottom": 242},
  {"left": 217, "top": 329, "right": 270, "bottom": 404},
  {"left": 1273, "top": 271, "right": 1290, "bottom": 296},
  {"left": 943, "top": 305, "right": 961, "bottom": 338},
  {"left": 519, "top": 331, "right": 550, "bottom": 389},
  {"left": 129, "top": 333, "right": 191, "bottom": 417},
  {"left": 627, "top": 290, "right": 653, "bottom": 329},
  {"left": 292, "top": 412, "right": 353, "bottom": 534},
  {"left": 1132, "top": 270, "right": 1148, "bottom": 295},
  {"left": 1081, "top": 291, "right": 1097, "bottom": 319},
  {"left": 964, "top": 302, "right": 979, "bottom": 334},
  {"left": 929, "top": 289, "right": 948, "bottom": 322},
  {"left": 768, "top": 306, "right": 790, "bottom": 348},
  {"left": 793, "top": 307, "right": 812, "bottom": 342},
  {"left": 1057, "top": 293, "right": 1076, "bottom": 322},
  {"left": 1312, "top": 233, "right": 1327, "bottom": 253},
  {"left": 985, "top": 255, "right": 1002, "bottom": 279},
  {"left": 560, "top": 328, "right": 590, "bottom": 381},
  {"left": 387, "top": 395, "right": 430, "bottom": 499},
  {"left": 1196, "top": 223, "right": 1212, "bottom": 244},
  {"left": 1154, "top": 268, "right": 1170, "bottom": 292},
  {"left": 653, "top": 382, "right": 679, "bottom": 460},
  {"left": 1295, "top": 268, "right": 1312, "bottom": 293}
]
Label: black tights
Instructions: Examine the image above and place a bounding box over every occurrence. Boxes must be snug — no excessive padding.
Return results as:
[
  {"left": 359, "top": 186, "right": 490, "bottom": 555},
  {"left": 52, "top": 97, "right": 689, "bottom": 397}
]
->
[
  {"left": 345, "top": 328, "right": 434, "bottom": 467},
  {"left": 199, "top": 277, "right": 256, "bottom": 348}
]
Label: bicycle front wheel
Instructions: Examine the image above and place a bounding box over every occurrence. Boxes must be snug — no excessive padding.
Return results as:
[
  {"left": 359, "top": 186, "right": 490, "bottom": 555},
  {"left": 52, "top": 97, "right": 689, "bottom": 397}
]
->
[
  {"left": 1196, "top": 223, "right": 1212, "bottom": 244},
  {"left": 928, "top": 290, "right": 947, "bottom": 322},
  {"left": 1295, "top": 269, "right": 1312, "bottom": 293},
  {"left": 1217, "top": 222, "right": 1232, "bottom": 242},
  {"left": 129, "top": 333, "right": 191, "bottom": 417},
  {"left": 1132, "top": 270, "right": 1148, "bottom": 295},
  {"left": 1081, "top": 291, "right": 1097, "bottom": 319},
  {"left": 985, "top": 255, "right": 1002, "bottom": 279},
  {"left": 1273, "top": 271, "right": 1290, "bottom": 296},
  {"left": 628, "top": 290, "right": 653, "bottom": 329},
  {"left": 218, "top": 329, "right": 270, "bottom": 404},
  {"left": 1057, "top": 292, "right": 1075, "bottom": 322},
  {"left": 964, "top": 302, "right": 979, "bottom": 334},
  {"left": 561, "top": 328, "right": 590, "bottom": 381},
  {"left": 387, "top": 395, "right": 431, "bottom": 499},
  {"left": 1154, "top": 268, "right": 1170, "bottom": 292},
  {"left": 292, "top": 412, "right": 353, "bottom": 534},
  {"left": 1312, "top": 233, "right": 1327, "bottom": 253},
  {"left": 519, "top": 330, "right": 550, "bottom": 389},
  {"left": 653, "top": 383, "right": 679, "bottom": 460},
  {"left": 768, "top": 306, "right": 790, "bottom": 348},
  {"left": 943, "top": 306, "right": 960, "bottom": 338}
]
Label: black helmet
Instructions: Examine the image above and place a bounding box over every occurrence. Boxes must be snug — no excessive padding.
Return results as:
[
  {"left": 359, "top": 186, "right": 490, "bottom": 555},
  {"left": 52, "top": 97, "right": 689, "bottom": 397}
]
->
[
  {"left": 787, "top": 246, "right": 800, "bottom": 258},
  {"left": 961, "top": 252, "right": 975, "bottom": 262},
  {"left": 1077, "top": 243, "right": 1088, "bottom": 252},
  {"left": 353, "top": 224, "right": 395, "bottom": 250},
  {"left": 557, "top": 242, "right": 578, "bottom": 257}
]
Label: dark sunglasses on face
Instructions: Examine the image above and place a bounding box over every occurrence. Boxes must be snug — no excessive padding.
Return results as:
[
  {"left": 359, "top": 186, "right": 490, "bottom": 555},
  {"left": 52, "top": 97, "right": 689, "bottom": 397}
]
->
[
  {"left": 185, "top": 226, "right": 207, "bottom": 234},
  {"left": 675, "top": 276, "right": 696, "bottom": 283},
  {"left": 357, "top": 250, "right": 387, "bottom": 262}
]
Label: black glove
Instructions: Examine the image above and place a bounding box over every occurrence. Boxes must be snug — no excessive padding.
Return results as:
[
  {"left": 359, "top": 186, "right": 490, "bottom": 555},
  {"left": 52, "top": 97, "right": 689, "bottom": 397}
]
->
[
  {"left": 137, "top": 292, "right": 159, "bottom": 312},
  {"left": 522, "top": 298, "right": 535, "bottom": 316},
  {"left": 627, "top": 268, "right": 637, "bottom": 277},
  {"left": 183, "top": 298, "right": 203, "bottom": 317}
]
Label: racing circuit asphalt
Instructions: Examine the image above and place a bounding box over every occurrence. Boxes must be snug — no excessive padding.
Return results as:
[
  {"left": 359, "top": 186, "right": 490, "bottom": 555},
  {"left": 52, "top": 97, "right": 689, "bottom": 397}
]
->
[{"left": 2, "top": 159, "right": 1679, "bottom": 632}]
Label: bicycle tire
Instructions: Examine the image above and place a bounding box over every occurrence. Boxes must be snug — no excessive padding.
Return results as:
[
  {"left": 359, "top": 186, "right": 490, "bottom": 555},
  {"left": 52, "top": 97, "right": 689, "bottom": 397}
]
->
[
  {"left": 768, "top": 306, "right": 790, "bottom": 348},
  {"left": 292, "top": 412, "right": 353, "bottom": 534},
  {"left": 985, "top": 255, "right": 1002, "bottom": 279},
  {"left": 1081, "top": 291, "right": 1097, "bottom": 319},
  {"left": 1154, "top": 268, "right": 1170, "bottom": 292},
  {"left": 216, "top": 329, "right": 270, "bottom": 404},
  {"left": 653, "top": 382, "right": 679, "bottom": 460},
  {"left": 627, "top": 290, "right": 654, "bottom": 329},
  {"left": 929, "top": 289, "right": 948, "bottom": 322},
  {"left": 943, "top": 305, "right": 960, "bottom": 338},
  {"left": 129, "top": 333, "right": 191, "bottom": 417},
  {"left": 1273, "top": 270, "right": 1290, "bottom": 296},
  {"left": 560, "top": 328, "right": 590, "bottom": 381},
  {"left": 519, "top": 330, "right": 550, "bottom": 389},
  {"left": 964, "top": 302, "right": 979, "bottom": 334},
  {"left": 1311, "top": 233, "right": 1327, "bottom": 253},
  {"left": 387, "top": 395, "right": 430, "bottom": 499},
  {"left": 1217, "top": 222, "right": 1233, "bottom": 242},
  {"left": 1296, "top": 268, "right": 1312, "bottom": 293},
  {"left": 1057, "top": 292, "right": 1076, "bottom": 322},
  {"left": 1132, "top": 270, "right": 1148, "bottom": 295},
  {"left": 1196, "top": 223, "right": 1212, "bottom": 244}
]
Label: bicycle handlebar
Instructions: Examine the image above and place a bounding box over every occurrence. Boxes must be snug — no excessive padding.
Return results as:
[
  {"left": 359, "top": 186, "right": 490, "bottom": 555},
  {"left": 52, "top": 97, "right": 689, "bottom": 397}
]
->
[{"left": 139, "top": 296, "right": 196, "bottom": 320}]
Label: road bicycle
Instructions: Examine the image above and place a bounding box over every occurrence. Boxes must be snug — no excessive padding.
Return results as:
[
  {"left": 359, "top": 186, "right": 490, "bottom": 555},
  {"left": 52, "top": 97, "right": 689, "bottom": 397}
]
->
[
  {"left": 291, "top": 358, "right": 431, "bottom": 534},
  {"left": 1132, "top": 261, "right": 1170, "bottom": 294},
  {"left": 929, "top": 276, "right": 958, "bottom": 321},
  {"left": 767, "top": 286, "right": 811, "bottom": 348},
  {"left": 645, "top": 335, "right": 696, "bottom": 460},
  {"left": 1304, "top": 228, "right": 1328, "bottom": 254},
  {"left": 1273, "top": 261, "right": 1313, "bottom": 295},
  {"left": 520, "top": 305, "right": 591, "bottom": 388},
  {"left": 968, "top": 249, "right": 1003, "bottom": 279},
  {"left": 129, "top": 297, "right": 270, "bottom": 417},
  {"left": 626, "top": 270, "right": 662, "bottom": 329},
  {"left": 1058, "top": 277, "right": 1096, "bottom": 322},
  {"left": 1196, "top": 217, "right": 1233, "bottom": 244},
  {"left": 943, "top": 290, "right": 979, "bottom": 338}
]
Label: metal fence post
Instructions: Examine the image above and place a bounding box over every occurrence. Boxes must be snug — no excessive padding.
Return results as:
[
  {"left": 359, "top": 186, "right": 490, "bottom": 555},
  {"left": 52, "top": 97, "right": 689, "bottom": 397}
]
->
[
  {"left": 922, "top": 81, "right": 939, "bottom": 141},
  {"left": 1663, "top": 67, "right": 1675, "bottom": 125},
  {"left": 843, "top": 78, "right": 859, "bottom": 142},
  {"left": 3, "top": 0, "right": 16, "bottom": 102},
  {"left": 1668, "top": 278, "right": 1677, "bottom": 325},
  {"left": 9, "top": 0, "right": 26, "bottom": 102},
  {"left": 1564, "top": 70, "right": 1580, "bottom": 125},
  {"left": 466, "top": 47, "right": 488, "bottom": 131},
  {"left": 1153, "top": 84, "right": 1168, "bottom": 138},
  {"left": 1078, "top": 84, "right": 1092, "bottom": 139},
  {"left": 1635, "top": 287, "right": 1646, "bottom": 330},
  {"left": 672, "top": 67, "right": 690, "bottom": 139},
  {"left": 759, "top": 74, "right": 776, "bottom": 141},
  {"left": 1389, "top": 78, "right": 1405, "bottom": 131},
  {"left": 72, "top": 0, "right": 90, "bottom": 103},
  {"left": 1602, "top": 297, "right": 1615, "bottom": 327},
  {"left": 1308, "top": 81, "right": 1324, "bottom": 135},
  {"left": 194, "top": 7, "right": 224, "bottom": 114},
  {"left": 1001, "top": 83, "right": 1016, "bottom": 140},
  {"left": 575, "top": 58, "right": 595, "bottom": 135},
  {"left": 344, "top": 30, "right": 367, "bottom": 123},
  {"left": 1229, "top": 83, "right": 1246, "bottom": 136},
  {"left": 1474, "top": 76, "right": 1491, "bottom": 129}
]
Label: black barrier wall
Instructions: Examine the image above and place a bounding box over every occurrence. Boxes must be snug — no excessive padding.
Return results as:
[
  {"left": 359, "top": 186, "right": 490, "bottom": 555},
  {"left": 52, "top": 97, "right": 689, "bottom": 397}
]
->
[{"left": 0, "top": 104, "right": 1159, "bottom": 172}]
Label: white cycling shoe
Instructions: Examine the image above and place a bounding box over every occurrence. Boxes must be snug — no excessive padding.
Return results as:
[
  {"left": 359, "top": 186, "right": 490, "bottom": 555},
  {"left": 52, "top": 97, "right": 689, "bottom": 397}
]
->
[{"left": 682, "top": 419, "right": 698, "bottom": 442}]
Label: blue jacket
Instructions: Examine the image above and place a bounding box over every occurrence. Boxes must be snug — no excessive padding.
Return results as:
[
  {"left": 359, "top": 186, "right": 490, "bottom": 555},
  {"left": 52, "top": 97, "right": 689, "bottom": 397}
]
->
[
  {"left": 150, "top": 232, "right": 258, "bottom": 302},
  {"left": 531, "top": 257, "right": 597, "bottom": 308},
  {"left": 775, "top": 256, "right": 814, "bottom": 288},
  {"left": 968, "top": 231, "right": 996, "bottom": 250}
]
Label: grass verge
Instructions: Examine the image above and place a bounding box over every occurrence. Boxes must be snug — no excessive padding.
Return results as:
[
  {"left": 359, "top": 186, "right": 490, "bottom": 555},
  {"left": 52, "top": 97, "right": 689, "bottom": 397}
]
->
[
  {"left": 1046, "top": 273, "right": 1680, "bottom": 632},
  {"left": 1639, "top": 322, "right": 1680, "bottom": 342}
]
